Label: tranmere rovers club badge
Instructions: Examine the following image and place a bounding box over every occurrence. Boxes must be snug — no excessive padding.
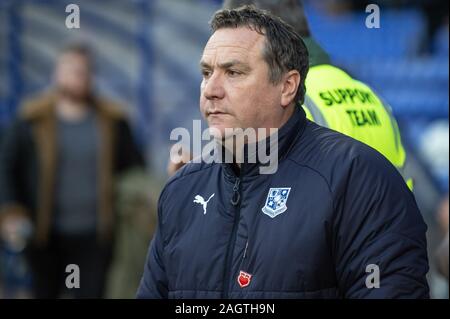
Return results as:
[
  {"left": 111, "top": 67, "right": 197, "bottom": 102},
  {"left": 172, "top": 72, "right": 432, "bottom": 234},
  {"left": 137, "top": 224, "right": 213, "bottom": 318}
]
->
[{"left": 261, "top": 187, "right": 291, "bottom": 218}]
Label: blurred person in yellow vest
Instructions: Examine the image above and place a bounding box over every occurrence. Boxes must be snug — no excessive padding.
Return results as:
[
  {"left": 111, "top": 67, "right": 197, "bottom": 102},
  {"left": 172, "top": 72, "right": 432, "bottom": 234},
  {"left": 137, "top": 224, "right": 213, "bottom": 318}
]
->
[{"left": 223, "top": 0, "right": 413, "bottom": 190}]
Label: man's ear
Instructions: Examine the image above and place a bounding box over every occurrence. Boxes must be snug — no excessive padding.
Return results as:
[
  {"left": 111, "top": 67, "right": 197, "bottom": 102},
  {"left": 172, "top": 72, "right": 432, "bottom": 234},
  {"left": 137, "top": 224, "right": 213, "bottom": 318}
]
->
[{"left": 280, "top": 70, "right": 300, "bottom": 108}]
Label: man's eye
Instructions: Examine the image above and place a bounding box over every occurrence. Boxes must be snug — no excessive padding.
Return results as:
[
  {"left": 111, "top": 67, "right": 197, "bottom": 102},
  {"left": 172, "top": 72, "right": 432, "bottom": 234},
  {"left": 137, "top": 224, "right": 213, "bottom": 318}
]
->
[
  {"left": 202, "top": 70, "right": 212, "bottom": 78},
  {"left": 227, "top": 70, "right": 241, "bottom": 77}
]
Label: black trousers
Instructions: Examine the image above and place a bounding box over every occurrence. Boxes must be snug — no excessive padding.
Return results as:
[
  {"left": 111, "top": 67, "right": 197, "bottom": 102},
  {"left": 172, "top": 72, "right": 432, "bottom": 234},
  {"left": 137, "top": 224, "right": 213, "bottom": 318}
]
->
[{"left": 25, "top": 232, "right": 113, "bottom": 299}]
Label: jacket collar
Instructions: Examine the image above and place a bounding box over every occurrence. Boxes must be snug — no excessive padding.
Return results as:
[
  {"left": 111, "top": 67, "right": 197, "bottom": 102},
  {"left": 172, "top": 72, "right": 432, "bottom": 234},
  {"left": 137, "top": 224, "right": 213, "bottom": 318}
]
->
[
  {"left": 20, "top": 90, "right": 124, "bottom": 122},
  {"left": 221, "top": 106, "right": 307, "bottom": 179}
]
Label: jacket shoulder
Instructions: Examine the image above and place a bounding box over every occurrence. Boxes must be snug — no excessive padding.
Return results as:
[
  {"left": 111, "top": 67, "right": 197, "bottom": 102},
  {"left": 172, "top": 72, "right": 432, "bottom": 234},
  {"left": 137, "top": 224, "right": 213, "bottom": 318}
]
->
[
  {"left": 294, "top": 120, "right": 392, "bottom": 163},
  {"left": 168, "top": 160, "right": 216, "bottom": 187},
  {"left": 289, "top": 121, "right": 404, "bottom": 193},
  {"left": 94, "top": 97, "right": 127, "bottom": 120},
  {"left": 19, "top": 92, "right": 55, "bottom": 121},
  {"left": 19, "top": 92, "right": 128, "bottom": 121},
  {"left": 159, "top": 160, "right": 217, "bottom": 204}
]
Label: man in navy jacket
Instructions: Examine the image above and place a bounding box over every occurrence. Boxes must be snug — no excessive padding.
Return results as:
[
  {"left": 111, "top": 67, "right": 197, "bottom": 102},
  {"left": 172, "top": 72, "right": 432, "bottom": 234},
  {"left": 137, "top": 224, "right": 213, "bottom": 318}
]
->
[{"left": 137, "top": 6, "right": 429, "bottom": 298}]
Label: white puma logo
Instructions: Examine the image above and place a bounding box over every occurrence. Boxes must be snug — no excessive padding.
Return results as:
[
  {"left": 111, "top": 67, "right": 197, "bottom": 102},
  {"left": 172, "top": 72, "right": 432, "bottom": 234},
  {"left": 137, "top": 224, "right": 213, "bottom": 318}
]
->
[{"left": 193, "top": 193, "right": 215, "bottom": 214}]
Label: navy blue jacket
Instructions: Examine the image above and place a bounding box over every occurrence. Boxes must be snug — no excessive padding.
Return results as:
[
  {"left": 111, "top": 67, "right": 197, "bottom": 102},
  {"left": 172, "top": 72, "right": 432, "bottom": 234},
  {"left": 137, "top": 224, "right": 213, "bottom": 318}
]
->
[{"left": 137, "top": 108, "right": 429, "bottom": 299}]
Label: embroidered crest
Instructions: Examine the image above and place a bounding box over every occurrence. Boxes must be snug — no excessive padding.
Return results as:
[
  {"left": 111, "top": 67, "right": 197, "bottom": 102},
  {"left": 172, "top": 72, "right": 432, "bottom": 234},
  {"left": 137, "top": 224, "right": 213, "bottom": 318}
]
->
[{"left": 261, "top": 188, "right": 291, "bottom": 218}]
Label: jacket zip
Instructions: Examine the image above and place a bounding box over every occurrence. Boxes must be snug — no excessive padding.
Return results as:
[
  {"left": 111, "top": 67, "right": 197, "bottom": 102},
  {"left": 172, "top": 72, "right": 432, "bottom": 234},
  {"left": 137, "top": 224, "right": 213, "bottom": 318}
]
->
[
  {"left": 237, "top": 240, "right": 249, "bottom": 272},
  {"left": 243, "top": 241, "right": 248, "bottom": 259},
  {"left": 222, "top": 177, "right": 241, "bottom": 298}
]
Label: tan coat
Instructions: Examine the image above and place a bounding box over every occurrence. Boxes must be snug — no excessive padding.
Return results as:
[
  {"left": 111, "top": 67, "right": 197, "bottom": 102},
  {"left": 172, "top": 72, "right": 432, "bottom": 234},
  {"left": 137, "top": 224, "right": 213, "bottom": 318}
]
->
[{"left": 0, "top": 92, "right": 137, "bottom": 246}]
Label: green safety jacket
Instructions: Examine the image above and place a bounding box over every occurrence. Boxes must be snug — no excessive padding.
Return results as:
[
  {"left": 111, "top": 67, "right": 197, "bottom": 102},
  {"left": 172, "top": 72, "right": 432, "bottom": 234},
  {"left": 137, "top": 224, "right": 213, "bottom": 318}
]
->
[{"left": 302, "top": 38, "right": 413, "bottom": 190}]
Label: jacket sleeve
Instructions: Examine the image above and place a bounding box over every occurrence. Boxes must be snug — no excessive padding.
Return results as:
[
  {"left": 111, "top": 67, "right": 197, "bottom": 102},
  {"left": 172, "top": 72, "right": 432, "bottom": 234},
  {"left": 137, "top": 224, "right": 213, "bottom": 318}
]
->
[
  {"left": 332, "top": 147, "right": 429, "bottom": 299},
  {"left": 136, "top": 191, "right": 169, "bottom": 299},
  {"left": 115, "top": 119, "right": 145, "bottom": 173},
  {"left": 0, "top": 120, "right": 29, "bottom": 216}
]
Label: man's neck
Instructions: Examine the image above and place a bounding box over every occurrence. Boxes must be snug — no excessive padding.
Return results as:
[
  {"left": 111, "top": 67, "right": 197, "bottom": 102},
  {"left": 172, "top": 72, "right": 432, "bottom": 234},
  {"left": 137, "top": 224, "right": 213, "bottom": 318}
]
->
[
  {"left": 219, "top": 106, "right": 296, "bottom": 170},
  {"left": 276, "top": 105, "right": 295, "bottom": 133},
  {"left": 56, "top": 97, "right": 90, "bottom": 122}
]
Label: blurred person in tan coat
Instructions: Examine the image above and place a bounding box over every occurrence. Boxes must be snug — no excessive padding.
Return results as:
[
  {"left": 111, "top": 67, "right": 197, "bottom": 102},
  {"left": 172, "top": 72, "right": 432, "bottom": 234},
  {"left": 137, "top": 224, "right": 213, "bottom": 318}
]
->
[
  {"left": 0, "top": 43, "right": 144, "bottom": 298},
  {"left": 436, "top": 196, "right": 449, "bottom": 280}
]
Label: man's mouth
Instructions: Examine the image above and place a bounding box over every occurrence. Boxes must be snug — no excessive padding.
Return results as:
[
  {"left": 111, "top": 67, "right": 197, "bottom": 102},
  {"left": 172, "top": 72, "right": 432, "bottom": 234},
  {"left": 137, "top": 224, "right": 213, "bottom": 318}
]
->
[{"left": 207, "top": 111, "right": 228, "bottom": 117}]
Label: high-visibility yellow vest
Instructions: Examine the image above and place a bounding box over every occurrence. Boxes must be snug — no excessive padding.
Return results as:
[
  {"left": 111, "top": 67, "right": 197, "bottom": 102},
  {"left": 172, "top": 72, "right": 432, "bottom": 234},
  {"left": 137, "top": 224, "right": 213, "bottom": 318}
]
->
[{"left": 303, "top": 64, "right": 413, "bottom": 190}]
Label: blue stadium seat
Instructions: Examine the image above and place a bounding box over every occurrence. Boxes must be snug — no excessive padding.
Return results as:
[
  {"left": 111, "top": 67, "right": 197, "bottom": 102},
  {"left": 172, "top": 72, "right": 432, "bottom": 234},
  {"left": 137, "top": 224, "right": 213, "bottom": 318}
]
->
[
  {"left": 305, "top": 5, "right": 426, "bottom": 60},
  {"left": 433, "top": 24, "right": 449, "bottom": 57},
  {"left": 341, "top": 57, "right": 448, "bottom": 118}
]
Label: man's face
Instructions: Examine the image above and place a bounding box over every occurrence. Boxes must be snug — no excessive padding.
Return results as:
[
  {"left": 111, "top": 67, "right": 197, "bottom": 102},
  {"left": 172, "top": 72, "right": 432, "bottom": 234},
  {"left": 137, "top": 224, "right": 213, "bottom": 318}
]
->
[
  {"left": 54, "top": 52, "right": 92, "bottom": 100},
  {"left": 200, "top": 27, "right": 284, "bottom": 139}
]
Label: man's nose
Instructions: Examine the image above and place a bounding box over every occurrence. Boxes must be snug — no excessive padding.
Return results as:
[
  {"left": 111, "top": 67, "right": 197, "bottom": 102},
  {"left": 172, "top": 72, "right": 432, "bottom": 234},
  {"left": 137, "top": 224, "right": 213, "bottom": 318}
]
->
[{"left": 203, "top": 72, "right": 225, "bottom": 100}]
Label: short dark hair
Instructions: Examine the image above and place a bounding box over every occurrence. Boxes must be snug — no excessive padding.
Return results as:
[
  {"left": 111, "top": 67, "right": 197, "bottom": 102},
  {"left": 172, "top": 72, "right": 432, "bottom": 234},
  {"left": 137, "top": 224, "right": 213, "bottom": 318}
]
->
[
  {"left": 210, "top": 5, "right": 309, "bottom": 105},
  {"left": 222, "top": 0, "right": 311, "bottom": 37},
  {"left": 60, "top": 42, "right": 93, "bottom": 64}
]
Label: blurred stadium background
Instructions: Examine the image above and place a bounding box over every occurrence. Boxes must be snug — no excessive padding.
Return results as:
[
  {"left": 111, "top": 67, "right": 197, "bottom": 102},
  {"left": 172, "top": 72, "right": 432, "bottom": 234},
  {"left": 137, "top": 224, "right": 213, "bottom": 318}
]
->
[{"left": 0, "top": 0, "right": 448, "bottom": 298}]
